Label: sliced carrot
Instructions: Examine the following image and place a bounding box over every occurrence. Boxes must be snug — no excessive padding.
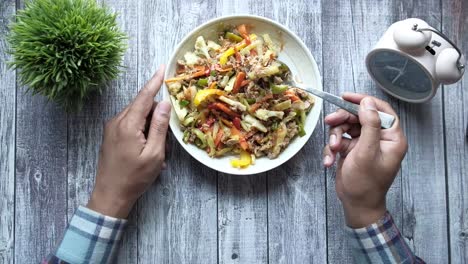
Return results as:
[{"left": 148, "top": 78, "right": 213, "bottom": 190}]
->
[
  {"left": 231, "top": 126, "right": 249, "bottom": 150},
  {"left": 237, "top": 24, "right": 251, "bottom": 45},
  {"left": 237, "top": 24, "right": 249, "bottom": 36},
  {"left": 190, "top": 65, "right": 208, "bottom": 79},
  {"left": 232, "top": 72, "right": 246, "bottom": 94},
  {"left": 285, "top": 90, "right": 301, "bottom": 102},
  {"left": 209, "top": 102, "right": 239, "bottom": 118},
  {"left": 215, "top": 127, "right": 224, "bottom": 147},
  {"left": 249, "top": 93, "right": 273, "bottom": 112}
]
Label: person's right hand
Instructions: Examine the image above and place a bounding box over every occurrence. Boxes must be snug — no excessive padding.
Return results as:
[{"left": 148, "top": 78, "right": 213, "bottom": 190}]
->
[
  {"left": 323, "top": 93, "right": 408, "bottom": 228},
  {"left": 87, "top": 65, "right": 171, "bottom": 219}
]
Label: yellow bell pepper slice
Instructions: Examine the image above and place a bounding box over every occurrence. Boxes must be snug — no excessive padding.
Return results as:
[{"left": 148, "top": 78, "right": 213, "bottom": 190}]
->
[
  {"left": 219, "top": 47, "right": 235, "bottom": 65},
  {"left": 193, "top": 89, "right": 224, "bottom": 106},
  {"left": 230, "top": 150, "right": 252, "bottom": 168},
  {"left": 235, "top": 34, "right": 258, "bottom": 50},
  {"left": 220, "top": 34, "right": 258, "bottom": 65}
]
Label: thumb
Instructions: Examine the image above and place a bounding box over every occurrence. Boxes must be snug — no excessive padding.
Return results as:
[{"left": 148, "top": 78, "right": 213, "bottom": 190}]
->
[
  {"left": 145, "top": 101, "right": 171, "bottom": 154},
  {"left": 355, "top": 97, "right": 381, "bottom": 158}
]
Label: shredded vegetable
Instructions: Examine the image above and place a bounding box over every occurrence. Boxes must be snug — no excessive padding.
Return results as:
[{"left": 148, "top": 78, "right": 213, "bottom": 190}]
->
[{"left": 165, "top": 24, "right": 315, "bottom": 168}]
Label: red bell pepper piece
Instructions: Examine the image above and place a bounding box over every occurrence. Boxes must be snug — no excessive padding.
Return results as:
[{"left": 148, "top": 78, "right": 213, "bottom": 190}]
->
[{"left": 232, "top": 117, "right": 241, "bottom": 130}]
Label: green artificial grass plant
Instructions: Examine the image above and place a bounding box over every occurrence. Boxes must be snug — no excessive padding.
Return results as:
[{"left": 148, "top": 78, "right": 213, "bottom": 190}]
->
[{"left": 8, "top": 0, "right": 127, "bottom": 111}]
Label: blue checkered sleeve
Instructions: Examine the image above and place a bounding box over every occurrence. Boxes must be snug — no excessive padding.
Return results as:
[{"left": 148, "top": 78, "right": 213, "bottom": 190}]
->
[
  {"left": 44, "top": 206, "right": 127, "bottom": 264},
  {"left": 346, "top": 211, "right": 425, "bottom": 264}
]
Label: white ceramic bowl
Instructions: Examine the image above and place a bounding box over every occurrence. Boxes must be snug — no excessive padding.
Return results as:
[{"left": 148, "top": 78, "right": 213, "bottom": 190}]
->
[{"left": 164, "top": 15, "right": 323, "bottom": 175}]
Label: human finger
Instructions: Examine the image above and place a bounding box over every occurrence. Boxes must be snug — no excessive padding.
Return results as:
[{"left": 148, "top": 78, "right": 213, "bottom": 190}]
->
[
  {"left": 144, "top": 100, "right": 171, "bottom": 155},
  {"left": 329, "top": 123, "right": 350, "bottom": 151},
  {"left": 323, "top": 144, "right": 336, "bottom": 167},
  {"left": 354, "top": 97, "right": 381, "bottom": 159},
  {"left": 342, "top": 92, "right": 398, "bottom": 117},
  {"left": 325, "top": 109, "right": 360, "bottom": 126},
  {"left": 127, "top": 65, "right": 165, "bottom": 123}
]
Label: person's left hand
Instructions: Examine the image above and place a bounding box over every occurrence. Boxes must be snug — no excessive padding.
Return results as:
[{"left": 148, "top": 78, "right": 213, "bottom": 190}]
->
[{"left": 87, "top": 65, "right": 171, "bottom": 218}]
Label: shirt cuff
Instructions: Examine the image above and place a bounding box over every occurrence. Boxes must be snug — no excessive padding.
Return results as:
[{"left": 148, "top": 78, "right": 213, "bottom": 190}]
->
[
  {"left": 345, "top": 212, "right": 422, "bottom": 264},
  {"left": 54, "top": 206, "right": 127, "bottom": 264}
]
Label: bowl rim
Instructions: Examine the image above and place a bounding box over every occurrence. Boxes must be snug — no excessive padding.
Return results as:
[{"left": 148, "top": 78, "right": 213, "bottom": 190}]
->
[{"left": 164, "top": 14, "right": 323, "bottom": 175}]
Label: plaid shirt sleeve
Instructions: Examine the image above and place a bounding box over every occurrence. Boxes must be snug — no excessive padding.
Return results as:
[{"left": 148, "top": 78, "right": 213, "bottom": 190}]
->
[
  {"left": 346, "top": 211, "right": 425, "bottom": 264},
  {"left": 42, "top": 206, "right": 127, "bottom": 264}
]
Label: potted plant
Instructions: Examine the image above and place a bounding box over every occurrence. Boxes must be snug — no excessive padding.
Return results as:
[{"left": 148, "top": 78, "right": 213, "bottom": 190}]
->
[{"left": 8, "top": 0, "right": 127, "bottom": 111}]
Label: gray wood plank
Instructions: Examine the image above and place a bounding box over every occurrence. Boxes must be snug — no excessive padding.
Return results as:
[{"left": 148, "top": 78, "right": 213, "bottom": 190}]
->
[
  {"left": 442, "top": 0, "right": 468, "bottom": 262},
  {"left": 14, "top": 2, "right": 68, "bottom": 263},
  {"left": 265, "top": 1, "right": 327, "bottom": 263},
  {"left": 104, "top": 2, "right": 140, "bottom": 262},
  {"left": 2, "top": 0, "right": 461, "bottom": 263},
  {"left": 66, "top": 0, "right": 139, "bottom": 262},
  {"left": 0, "top": 1, "right": 15, "bottom": 263},
  {"left": 218, "top": 174, "right": 268, "bottom": 264},
  {"left": 215, "top": 1, "right": 268, "bottom": 263},
  {"left": 136, "top": 1, "right": 218, "bottom": 263},
  {"left": 393, "top": 1, "right": 449, "bottom": 262},
  {"left": 322, "top": 0, "right": 404, "bottom": 262}
]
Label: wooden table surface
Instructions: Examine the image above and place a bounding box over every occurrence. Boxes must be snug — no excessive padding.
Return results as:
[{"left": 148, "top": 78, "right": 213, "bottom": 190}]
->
[{"left": 1, "top": 0, "right": 467, "bottom": 263}]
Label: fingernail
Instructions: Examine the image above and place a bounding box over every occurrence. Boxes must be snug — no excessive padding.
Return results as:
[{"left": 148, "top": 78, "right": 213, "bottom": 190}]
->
[
  {"left": 329, "top": 134, "right": 337, "bottom": 146},
  {"left": 157, "top": 101, "right": 171, "bottom": 115},
  {"left": 362, "top": 98, "right": 376, "bottom": 110},
  {"left": 323, "top": 155, "right": 332, "bottom": 165}
]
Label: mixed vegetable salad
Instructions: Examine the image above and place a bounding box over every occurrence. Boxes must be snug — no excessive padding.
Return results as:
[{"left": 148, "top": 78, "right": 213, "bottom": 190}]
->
[{"left": 165, "top": 24, "right": 315, "bottom": 168}]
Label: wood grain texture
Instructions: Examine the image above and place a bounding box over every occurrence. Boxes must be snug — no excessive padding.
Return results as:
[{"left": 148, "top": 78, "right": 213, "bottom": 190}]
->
[
  {"left": 215, "top": 2, "right": 268, "bottom": 264},
  {"left": 106, "top": 2, "right": 140, "bottom": 262},
  {"left": 1, "top": 0, "right": 466, "bottom": 263},
  {"left": 322, "top": 0, "right": 404, "bottom": 262},
  {"left": 0, "top": 1, "right": 15, "bottom": 263},
  {"left": 14, "top": 1, "right": 67, "bottom": 263},
  {"left": 218, "top": 174, "right": 268, "bottom": 264},
  {"left": 393, "top": 1, "right": 449, "bottom": 262},
  {"left": 443, "top": 0, "right": 468, "bottom": 262},
  {"left": 14, "top": 59, "right": 69, "bottom": 262},
  {"left": 136, "top": 1, "right": 218, "bottom": 263},
  {"left": 66, "top": 0, "right": 139, "bottom": 262},
  {"left": 265, "top": 1, "right": 327, "bottom": 263}
]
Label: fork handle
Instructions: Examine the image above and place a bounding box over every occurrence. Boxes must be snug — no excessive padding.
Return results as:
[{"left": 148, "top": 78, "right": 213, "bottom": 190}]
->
[{"left": 342, "top": 101, "right": 396, "bottom": 129}]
